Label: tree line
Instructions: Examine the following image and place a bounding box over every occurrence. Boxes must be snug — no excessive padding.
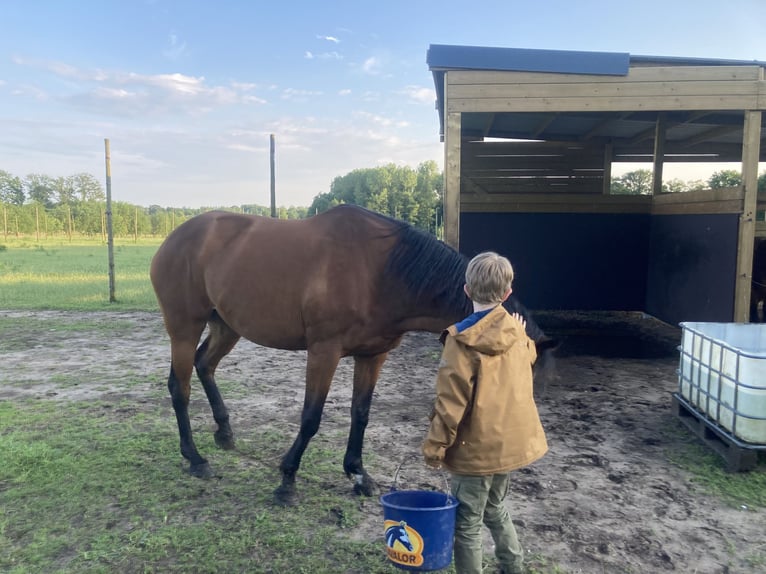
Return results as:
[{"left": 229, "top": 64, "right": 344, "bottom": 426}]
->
[
  {"left": 2, "top": 163, "right": 763, "bottom": 240},
  {"left": 0, "top": 161, "right": 444, "bottom": 239},
  {"left": 611, "top": 168, "right": 766, "bottom": 195}
]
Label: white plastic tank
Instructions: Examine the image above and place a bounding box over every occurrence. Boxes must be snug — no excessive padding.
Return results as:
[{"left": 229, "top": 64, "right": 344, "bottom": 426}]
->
[{"left": 679, "top": 322, "right": 766, "bottom": 444}]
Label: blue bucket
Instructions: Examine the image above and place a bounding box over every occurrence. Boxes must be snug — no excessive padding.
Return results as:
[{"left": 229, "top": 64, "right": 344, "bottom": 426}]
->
[{"left": 380, "top": 489, "right": 459, "bottom": 571}]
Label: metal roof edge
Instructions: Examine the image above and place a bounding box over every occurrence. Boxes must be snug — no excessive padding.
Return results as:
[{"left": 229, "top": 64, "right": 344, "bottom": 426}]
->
[{"left": 427, "top": 44, "right": 630, "bottom": 76}]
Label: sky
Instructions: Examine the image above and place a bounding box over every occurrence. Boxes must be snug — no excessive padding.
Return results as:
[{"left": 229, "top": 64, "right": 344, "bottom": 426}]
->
[{"left": 1, "top": 0, "right": 765, "bottom": 209}]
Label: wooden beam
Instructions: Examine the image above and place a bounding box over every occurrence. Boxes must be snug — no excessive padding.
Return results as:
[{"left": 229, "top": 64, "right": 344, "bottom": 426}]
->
[
  {"left": 678, "top": 124, "right": 742, "bottom": 147},
  {"left": 482, "top": 113, "right": 496, "bottom": 136},
  {"left": 603, "top": 142, "right": 613, "bottom": 195},
  {"left": 460, "top": 178, "right": 488, "bottom": 195},
  {"left": 447, "top": 94, "right": 761, "bottom": 113},
  {"left": 531, "top": 114, "right": 558, "bottom": 138},
  {"left": 444, "top": 111, "right": 461, "bottom": 249},
  {"left": 652, "top": 113, "right": 667, "bottom": 195},
  {"left": 447, "top": 80, "right": 763, "bottom": 101},
  {"left": 582, "top": 113, "right": 630, "bottom": 141},
  {"left": 461, "top": 192, "right": 652, "bottom": 214},
  {"left": 447, "top": 66, "right": 764, "bottom": 85},
  {"left": 734, "top": 110, "right": 763, "bottom": 321}
]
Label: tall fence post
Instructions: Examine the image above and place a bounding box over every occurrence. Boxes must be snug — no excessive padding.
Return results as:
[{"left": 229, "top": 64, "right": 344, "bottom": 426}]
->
[
  {"left": 104, "top": 138, "right": 116, "bottom": 303},
  {"left": 270, "top": 134, "right": 276, "bottom": 218}
]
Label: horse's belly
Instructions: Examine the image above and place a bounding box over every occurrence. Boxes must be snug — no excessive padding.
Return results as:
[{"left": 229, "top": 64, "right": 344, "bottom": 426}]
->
[{"left": 215, "top": 303, "right": 308, "bottom": 351}]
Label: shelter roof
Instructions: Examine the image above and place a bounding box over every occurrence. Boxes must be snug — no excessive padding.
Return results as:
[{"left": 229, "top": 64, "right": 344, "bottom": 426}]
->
[{"left": 427, "top": 44, "right": 766, "bottom": 160}]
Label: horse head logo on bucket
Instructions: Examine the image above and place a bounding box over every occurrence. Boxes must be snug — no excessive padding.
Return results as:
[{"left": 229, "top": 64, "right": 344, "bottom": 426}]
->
[{"left": 384, "top": 519, "right": 425, "bottom": 567}]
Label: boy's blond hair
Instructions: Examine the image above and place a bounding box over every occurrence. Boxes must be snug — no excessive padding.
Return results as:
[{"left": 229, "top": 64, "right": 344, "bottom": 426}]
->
[{"left": 465, "top": 252, "right": 514, "bottom": 304}]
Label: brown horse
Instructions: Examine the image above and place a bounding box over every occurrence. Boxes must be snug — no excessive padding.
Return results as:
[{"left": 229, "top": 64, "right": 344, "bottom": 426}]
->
[{"left": 150, "top": 204, "right": 555, "bottom": 505}]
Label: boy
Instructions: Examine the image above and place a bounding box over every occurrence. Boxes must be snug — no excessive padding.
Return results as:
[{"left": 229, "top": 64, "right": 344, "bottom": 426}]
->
[{"left": 422, "top": 251, "right": 548, "bottom": 574}]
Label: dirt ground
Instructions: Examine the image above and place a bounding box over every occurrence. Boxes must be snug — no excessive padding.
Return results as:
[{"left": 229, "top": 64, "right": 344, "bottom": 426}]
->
[{"left": 2, "top": 309, "right": 764, "bottom": 573}]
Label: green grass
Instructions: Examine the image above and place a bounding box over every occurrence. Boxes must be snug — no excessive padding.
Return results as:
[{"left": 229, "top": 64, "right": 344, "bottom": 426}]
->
[
  {"left": 0, "top": 238, "right": 160, "bottom": 311},
  {"left": 0, "top": 400, "right": 399, "bottom": 574},
  {"left": 665, "top": 426, "right": 766, "bottom": 508}
]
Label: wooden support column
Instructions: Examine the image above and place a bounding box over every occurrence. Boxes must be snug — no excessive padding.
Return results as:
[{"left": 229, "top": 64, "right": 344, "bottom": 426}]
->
[
  {"left": 444, "top": 110, "right": 462, "bottom": 250},
  {"left": 734, "top": 110, "right": 762, "bottom": 322},
  {"left": 652, "top": 113, "right": 666, "bottom": 195},
  {"left": 602, "top": 142, "right": 613, "bottom": 195}
]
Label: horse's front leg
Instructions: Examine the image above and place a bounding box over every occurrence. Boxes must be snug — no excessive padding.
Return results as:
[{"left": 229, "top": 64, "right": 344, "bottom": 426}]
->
[
  {"left": 274, "top": 345, "right": 340, "bottom": 507},
  {"left": 344, "top": 353, "right": 388, "bottom": 497}
]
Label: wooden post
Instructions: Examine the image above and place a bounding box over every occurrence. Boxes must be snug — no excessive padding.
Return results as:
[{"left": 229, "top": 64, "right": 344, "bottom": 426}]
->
[
  {"left": 134, "top": 206, "right": 138, "bottom": 243},
  {"left": 602, "top": 142, "right": 613, "bottom": 195},
  {"left": 35, "top": 205, "right": 39, "bottom": 241},
  {"left": 270, "top": 134, "right": 276, "bottom": 218},
  {"left": 444, "top": 111, "right": 462, "bottom": 250},
  {"left": 652, "top": 113, "right": 667, "bottom": 195},
  {"left": 2, "top": 205, "right": 6, "bottom": 239},
  {"left": 734, "top": 110, "right": 762, "bottom": 322},
  {"left": 67, "top": 206, "right": 72, "bottom": 241},
  {"left": 104, "top": 138, "right": 116, "bottom": 303}
]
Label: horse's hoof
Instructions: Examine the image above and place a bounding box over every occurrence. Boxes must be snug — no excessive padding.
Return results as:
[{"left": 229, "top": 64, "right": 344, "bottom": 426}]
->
[
  {"left": 352, "top": 475, "right": 379, "bottom": 497},
  {"left": 273, "top": 485, "right": 297, "bottom": 507},
  {"left": 189, "top": 461, "right": 214, "bottom": 479},
  {"left": 214, "top": 431, "right": 236, "bottom": 450}
]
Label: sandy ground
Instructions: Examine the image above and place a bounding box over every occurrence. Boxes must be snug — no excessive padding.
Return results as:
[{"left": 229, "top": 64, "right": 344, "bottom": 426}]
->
[{"left": 1, "top": 309, "right": 764, "bottom": 573}]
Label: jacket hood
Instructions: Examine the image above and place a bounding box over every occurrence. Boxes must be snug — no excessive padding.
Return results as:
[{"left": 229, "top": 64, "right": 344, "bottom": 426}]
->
[{"left": 450, "top": 305, "right": 525, "bottom": 356}]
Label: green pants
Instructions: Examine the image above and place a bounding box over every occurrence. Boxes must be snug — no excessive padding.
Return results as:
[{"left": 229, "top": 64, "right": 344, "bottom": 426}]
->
[{"left": 450, "top": 473, "right": 524, "bottom": 574}]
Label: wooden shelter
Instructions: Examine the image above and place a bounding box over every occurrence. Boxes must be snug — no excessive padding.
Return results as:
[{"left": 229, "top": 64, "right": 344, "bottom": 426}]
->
[{"left": 428, "top": 44, "right": 766, "bottom": 324}]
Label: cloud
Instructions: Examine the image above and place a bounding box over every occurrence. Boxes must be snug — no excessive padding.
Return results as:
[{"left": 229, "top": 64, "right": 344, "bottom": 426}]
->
[
  {"left": 281, "top": 87, "right": 323, "bottom": 101},
  {"left": 12, "top": 56, "right": 267, "bottom": 116},
  {"left": 353, "top": 111, "right": 409, "bottom": 129},
  {"left": 317, "top": 35, "right": 340, "bottom": 43},
  {"left": 305, "top": 50, "right": 342, "bottom": 60},
  {"left": 338, "top": 89, "right": 351, "bottom": 96},
  {"left": 163, "top": 33, "right": 187, "bottom": 60},
  {"left": 401, "top": 85, "right": 435, "bottom": 104},
  {"left": 10, "top": 84, "right": 49, "bottom": 101},
  {"left": 362, "top": 57, "right": 380, "bottom": 75}
]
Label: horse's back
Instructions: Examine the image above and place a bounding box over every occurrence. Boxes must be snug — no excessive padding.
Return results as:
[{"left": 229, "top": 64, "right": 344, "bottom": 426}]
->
[{"left": 151, "top": 207, "right": 400, "bottom": 348}]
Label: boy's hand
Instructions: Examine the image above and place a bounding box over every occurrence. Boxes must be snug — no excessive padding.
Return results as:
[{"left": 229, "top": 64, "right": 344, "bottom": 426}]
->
[
  {"left": 424, "top": 458, "right": 443, "bottom": 470},
  {"left": 511, "top": 312, "right": 527, "bottom": 329}
]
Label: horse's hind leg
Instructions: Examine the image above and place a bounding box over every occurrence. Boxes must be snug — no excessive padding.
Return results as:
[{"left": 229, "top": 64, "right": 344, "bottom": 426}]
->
[
  {"left": 344, "top": 352, "right": 388, "bottom": 497},
  {"left": 166, "top": 321, "right": 212, "bottom": 478},
  {"left": 195, "top": 311, "right": 241, "bottom": 450}
]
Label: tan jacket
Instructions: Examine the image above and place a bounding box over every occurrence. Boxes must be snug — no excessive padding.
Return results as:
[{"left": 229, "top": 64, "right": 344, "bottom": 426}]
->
[{"left": 422, "top": 305, "right": 548, "bottom": 475}]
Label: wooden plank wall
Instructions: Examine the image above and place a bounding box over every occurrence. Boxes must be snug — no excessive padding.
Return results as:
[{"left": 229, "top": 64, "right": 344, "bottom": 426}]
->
[
  {"left": 446, "top": 66, "right": 766, "bottom": 113},
  {"left": 458, "top": 189, "right": 745, "bottom": 322}
]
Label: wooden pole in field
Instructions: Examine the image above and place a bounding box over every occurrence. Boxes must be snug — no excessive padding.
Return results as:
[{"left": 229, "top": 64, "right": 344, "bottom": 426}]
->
[
  {"left": 35, "top": 205, "right": 39, "bottom": 241},
  {"left": 67, "top": 206, "right": 72, "bottom": 241},
  {"left": 104, "top": 139, "right": 116, "bottom": 303},
  {"left": 3, "top": 205, "right": 8, "bottom": 239},
  {"left": 270, "top": 134, "right": 276, "bottom": 218}
]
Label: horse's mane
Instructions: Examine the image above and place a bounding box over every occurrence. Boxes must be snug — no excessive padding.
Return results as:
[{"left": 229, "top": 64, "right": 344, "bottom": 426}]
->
[{"left": 382, "top": 214, "right": 472, "bottom": 317}]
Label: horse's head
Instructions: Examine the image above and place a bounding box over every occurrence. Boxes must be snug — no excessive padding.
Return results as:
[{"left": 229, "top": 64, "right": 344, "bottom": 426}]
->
[
  {"left": 385, "top": 521, "right": 414, "bottom": 551},
  {"left": 503, "top": 295, "right": 560, "bottom": 395}
]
